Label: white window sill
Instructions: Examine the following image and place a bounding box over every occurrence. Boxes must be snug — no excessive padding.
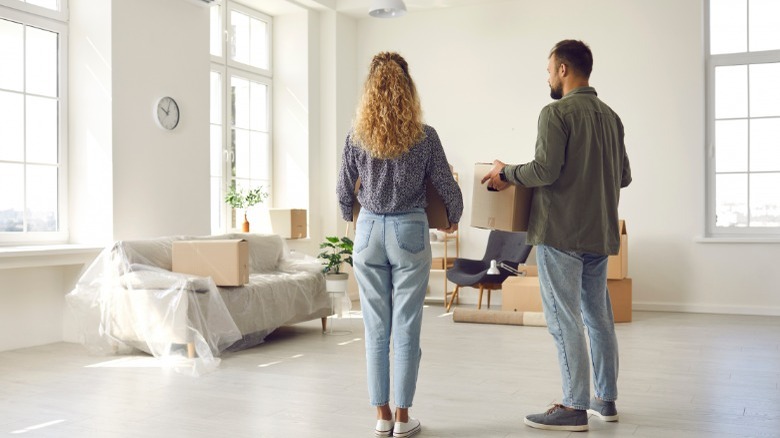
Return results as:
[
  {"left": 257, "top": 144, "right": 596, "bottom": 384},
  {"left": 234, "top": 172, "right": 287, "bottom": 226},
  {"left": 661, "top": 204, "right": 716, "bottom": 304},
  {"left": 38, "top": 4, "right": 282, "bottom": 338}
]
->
[
  {"left": 695, "top": 236, "right": 780, "bottom": 244},
  {"left": 0, "top": 244, "right": 104, "bottom": 270}
]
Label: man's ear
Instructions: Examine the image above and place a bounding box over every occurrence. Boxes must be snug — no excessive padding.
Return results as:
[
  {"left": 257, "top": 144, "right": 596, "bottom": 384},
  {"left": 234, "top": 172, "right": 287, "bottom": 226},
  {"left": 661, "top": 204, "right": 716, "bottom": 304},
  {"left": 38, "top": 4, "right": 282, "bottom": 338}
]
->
[{"left": 559, "top": 62, "right": 568, "bottom": 77}]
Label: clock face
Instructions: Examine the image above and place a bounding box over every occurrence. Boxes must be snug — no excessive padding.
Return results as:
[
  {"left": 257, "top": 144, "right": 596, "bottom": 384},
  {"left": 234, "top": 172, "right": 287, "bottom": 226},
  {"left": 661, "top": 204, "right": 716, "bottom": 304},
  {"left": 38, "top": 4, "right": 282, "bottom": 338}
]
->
[{"left": 156, "top": 96, "right": 180, "bottom": 130}]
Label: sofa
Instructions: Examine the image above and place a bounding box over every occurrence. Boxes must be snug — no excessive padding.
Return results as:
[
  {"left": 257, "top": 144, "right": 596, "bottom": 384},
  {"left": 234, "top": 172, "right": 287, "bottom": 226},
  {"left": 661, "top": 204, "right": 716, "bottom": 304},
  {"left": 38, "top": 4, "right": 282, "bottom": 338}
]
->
[{"left": 67, "top": 233, "right": 331, "bottom": 373}]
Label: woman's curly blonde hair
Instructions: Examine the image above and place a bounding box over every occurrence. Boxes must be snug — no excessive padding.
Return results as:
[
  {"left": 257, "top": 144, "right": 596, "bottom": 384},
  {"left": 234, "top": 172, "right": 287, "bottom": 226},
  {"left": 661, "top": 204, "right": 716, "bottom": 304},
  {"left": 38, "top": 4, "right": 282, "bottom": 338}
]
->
[{"left": 353, "top": 52, "right": 425, "bottom": 159}]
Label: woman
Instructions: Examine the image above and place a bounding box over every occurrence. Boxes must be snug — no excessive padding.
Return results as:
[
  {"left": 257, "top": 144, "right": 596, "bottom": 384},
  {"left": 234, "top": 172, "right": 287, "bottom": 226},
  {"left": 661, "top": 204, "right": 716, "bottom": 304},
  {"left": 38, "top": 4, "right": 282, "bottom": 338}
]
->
[{"left": 337, "top": 52, "right": 463, "bottom": 438}]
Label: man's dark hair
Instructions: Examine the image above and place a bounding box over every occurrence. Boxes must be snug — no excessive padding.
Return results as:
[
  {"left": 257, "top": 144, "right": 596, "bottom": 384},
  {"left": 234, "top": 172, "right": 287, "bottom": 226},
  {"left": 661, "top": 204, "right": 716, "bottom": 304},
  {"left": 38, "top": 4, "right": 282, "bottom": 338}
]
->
[{"left": 550, "top": 40, "right": 593, "bottom": 79}]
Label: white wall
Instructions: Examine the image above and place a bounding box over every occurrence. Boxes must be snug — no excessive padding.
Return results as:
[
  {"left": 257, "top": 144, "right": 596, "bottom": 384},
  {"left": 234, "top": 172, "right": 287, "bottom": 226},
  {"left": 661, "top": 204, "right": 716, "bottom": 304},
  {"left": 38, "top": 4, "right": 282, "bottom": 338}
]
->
[
  {"left": 111, "top": 0, "right": 210, "bottom": 240},
  {"left": 354, "top": 0, "right": 780, "bottom": 315}
]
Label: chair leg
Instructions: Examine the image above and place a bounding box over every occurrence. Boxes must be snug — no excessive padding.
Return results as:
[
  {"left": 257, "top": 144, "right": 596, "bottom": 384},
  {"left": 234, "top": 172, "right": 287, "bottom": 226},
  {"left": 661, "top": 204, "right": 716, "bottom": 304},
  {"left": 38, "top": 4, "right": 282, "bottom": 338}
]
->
[
  {"left": 446, "top": 285, "right": 460, "bottom": 312},
  {"left": 487, "top": 289, "right": 492, "bottom": 309},
  {"left": 477, "top": 285, "right": 484, "bottom": 310},
  {"left": 321, "top": 317, "right": 327, "bottom": 333}
]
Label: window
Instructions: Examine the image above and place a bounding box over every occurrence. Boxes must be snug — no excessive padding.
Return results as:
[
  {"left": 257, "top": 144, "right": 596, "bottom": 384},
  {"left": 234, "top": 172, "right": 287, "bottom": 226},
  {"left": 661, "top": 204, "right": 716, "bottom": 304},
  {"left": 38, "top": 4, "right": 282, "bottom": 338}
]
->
[
  {"left": 707, "top": 0, "right": 780, "bottom": 236},
  {"left": 0, "top": 2, "right": 67, "bottom": 244},
  {"left": 209, "top": 1, "right": 272, "bottom": 233}
]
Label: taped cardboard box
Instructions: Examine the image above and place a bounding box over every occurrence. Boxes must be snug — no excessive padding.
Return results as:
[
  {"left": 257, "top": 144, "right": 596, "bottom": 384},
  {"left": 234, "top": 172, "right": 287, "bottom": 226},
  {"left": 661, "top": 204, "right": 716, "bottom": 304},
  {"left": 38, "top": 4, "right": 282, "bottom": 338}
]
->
[
  {"left": 172, "top": 239, "right": 249, "bottom": 286},
  {"left": 607, "top": 220, "right": 628, "bottom": 279},
  {"left": 270, "top": 208, "right": 307, "bottom": 239},
  {"left": 607, "top": 277, "right": 632, "bottom": 323},
  {"left": 471, "top": 163, "right": 533, "bottom": 232},
  {"left": 501, "top": 276, "right": 543, "bottom": 313},
  {"left": 503, "top": 274, "right": 632, "bottom": 323}
]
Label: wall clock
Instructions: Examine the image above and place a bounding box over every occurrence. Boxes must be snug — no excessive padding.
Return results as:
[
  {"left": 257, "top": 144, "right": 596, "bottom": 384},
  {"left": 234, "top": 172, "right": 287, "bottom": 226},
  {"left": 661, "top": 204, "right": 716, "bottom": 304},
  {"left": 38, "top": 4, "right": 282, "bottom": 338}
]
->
[{"left": 155, "top": 96, "right": 180, "bottom": 130}]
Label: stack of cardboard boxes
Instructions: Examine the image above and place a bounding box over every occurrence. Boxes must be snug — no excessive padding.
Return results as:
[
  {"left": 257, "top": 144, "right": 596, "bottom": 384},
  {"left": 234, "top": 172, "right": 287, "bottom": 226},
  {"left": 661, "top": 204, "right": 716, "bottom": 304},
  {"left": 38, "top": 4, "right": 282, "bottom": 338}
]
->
[
  {"left": 472, "top": 162, "right": 632, "bottom": 323},
  {"left": 500, "top": 222, "right": 631, "bottom": 323}
]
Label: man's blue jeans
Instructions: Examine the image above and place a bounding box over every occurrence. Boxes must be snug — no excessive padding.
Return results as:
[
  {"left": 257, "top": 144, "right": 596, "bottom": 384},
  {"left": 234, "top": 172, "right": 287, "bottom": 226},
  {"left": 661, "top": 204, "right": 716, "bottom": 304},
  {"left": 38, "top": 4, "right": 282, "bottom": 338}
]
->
[
  {"left": 536, "top": 244, "right": 619, "bottom": 410},
  {"left": 353, "top": 209, "right": 431, "bottom": 408}
]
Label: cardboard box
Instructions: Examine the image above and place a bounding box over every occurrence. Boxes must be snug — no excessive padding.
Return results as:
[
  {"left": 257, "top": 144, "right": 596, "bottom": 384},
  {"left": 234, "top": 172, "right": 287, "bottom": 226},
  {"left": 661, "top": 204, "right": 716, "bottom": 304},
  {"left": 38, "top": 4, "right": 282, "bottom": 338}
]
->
[
  {"left": 431, "top": 257, "right": 455, "bottom": 270},
  {"left": 501, "top": 276, "right": 543, "bottom": 312},
  {"left": 607, "top": 220, "right": 628, "bottom": 279},
  {"left": 353, "top": 178, "right": 451, "bottom": 229},
  {"left": 172, "top": 239, "right": 249, "bottom": 286},
  {"left": 607, "top": 277, "right": 632, "bottom": 323},
  {"left": 502, "top": 274, "right": 632, "bottom": 323},
  {"left": 471, "top": 163, "right": 533, "bottom": 231},
  {"left": 269, "top": 208, "right": 307, "bottom": 239}
]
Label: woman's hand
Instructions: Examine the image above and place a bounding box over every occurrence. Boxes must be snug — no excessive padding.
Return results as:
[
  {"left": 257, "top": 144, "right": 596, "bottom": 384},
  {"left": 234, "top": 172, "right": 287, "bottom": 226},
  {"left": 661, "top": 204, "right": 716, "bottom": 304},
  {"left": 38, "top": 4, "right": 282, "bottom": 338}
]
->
[{"left": 438, "top": 223, "right": 458, "bottom": 234}]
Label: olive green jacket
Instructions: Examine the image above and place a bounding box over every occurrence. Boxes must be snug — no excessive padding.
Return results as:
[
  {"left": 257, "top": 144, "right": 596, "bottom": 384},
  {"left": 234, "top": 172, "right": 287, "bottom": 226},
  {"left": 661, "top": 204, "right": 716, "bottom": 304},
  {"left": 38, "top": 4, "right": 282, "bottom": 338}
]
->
[{"left": 503, "top": 87, "right": 631, "bottom": 255}]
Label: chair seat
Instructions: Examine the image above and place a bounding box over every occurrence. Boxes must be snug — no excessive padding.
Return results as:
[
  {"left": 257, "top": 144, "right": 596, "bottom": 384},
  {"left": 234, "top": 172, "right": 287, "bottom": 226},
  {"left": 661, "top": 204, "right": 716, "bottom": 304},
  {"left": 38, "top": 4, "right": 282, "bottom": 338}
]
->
[{"left": 443, "top": 230, "right": 533, "bottom": 312}]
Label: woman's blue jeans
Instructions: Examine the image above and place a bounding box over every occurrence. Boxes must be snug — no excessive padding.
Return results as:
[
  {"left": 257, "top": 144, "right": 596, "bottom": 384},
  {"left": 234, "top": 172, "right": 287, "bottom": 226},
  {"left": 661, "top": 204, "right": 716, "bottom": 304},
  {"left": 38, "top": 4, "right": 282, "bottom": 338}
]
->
[
  {"left": 536, "top": 244, "right": 619, "bottom": 410},
  {"left": 353, "top": 208, "right": 431, "bottom": 408}
]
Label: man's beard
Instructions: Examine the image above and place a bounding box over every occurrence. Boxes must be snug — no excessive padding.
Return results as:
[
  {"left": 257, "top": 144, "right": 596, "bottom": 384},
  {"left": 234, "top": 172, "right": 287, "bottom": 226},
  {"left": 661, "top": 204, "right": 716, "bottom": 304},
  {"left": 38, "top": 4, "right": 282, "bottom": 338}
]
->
[{"left": 549, "top": 83, "right": 563, "bottom": 100}]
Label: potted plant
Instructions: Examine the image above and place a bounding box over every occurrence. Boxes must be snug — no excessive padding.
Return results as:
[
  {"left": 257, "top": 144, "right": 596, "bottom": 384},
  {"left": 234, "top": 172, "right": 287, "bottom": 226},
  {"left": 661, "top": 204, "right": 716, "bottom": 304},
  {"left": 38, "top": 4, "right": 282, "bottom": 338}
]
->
[
  {"left": 225, "top": 186, "right": 269, "bottom": 232},
  {"left": 318, "top": 236, "right": 354, "bottom": 293}
]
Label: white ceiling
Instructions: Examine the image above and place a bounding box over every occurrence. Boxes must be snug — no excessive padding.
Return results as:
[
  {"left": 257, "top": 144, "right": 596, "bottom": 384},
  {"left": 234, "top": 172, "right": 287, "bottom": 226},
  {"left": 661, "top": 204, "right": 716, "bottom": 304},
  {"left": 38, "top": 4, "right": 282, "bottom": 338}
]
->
[{"left": 234, "top": 0, "right": 511, "bottom": 19}]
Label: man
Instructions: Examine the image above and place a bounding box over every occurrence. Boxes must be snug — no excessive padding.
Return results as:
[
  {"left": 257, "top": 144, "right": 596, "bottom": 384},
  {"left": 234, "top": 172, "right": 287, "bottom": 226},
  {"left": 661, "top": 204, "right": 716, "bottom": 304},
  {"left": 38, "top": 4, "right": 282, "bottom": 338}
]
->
[{"left": 482, "top": 39, "right": 631, "bottom": 432}]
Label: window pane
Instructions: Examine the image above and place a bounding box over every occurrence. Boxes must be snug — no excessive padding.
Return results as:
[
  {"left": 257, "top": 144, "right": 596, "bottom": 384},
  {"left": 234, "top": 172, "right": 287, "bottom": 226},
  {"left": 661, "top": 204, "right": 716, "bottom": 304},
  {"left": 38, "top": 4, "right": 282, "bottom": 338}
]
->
[
  {"left": 26, "top": 26, "right": 58, "bottom": 97},
  {"left": 26, "top": 164, "right": 57, "bottom": 231},
  {"left": 231, "top": 76, "right": 249, "bottom": 129},
  {"left": 26, "top": 0, "right": 59, "bottom": 10},
  {"left": 749, "top": 63, "right": 780, "bottom": 117},
  {"left": 231, "top": 11, "right": 250, "bottom": 65},
  {"left": 250, "top": 131, "right": 269, "bottom": 180},
  {"left": 715, "top": 65, "right": 748, "bottom": 119},
  {"left": 750, "top": 118, "right": 780, "bottom": 172},
  {"left": 0, "top": 18, "right": 24, "bottom": 92},
  {"left": 716, "top": 173, "right": 748, "bottom": 227},
  {"left": 715, "top": 119, "right": 748, "bottom": 172},
  {"left": 250, "top": 81, "right": 267, "bottom": 131},
  {"left": 234, "top": 128, "right": 250, "bottom": 179},
  {"left": 230, "top": 10, "right": 269, "bottom": 71},
  {"left": 709, "top": 0, "right": 747, "bottom": 54},
  {"left": 210, "top": 5, "right": 222, "bottom": 57},
  {"left": 26, "top": 95, "right": 58, "bottom": 164},
  {"left": 0, "top": 163, "right": 24, "bottom": 232},
  {"left": 748, "top": 0, "right": 780, "bottom": 52},
  {"left": 0, "top": 91, "right": 24, "bottom": 162},
  {"left": 250, "top": 17, "right": 268, "bottom": 70},
  {"left": 750, "top": 173, "right": 780, "bottom": 226},
  {"left": 210, "top": 71, "right": 222, "bottom": 124}
]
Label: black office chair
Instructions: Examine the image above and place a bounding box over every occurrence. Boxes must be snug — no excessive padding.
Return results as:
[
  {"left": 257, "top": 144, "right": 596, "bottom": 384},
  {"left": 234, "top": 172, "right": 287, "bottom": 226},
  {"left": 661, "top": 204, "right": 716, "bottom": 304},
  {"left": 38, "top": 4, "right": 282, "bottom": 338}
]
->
[{"left": 445, "top": 230, "right": 533, "bottom": 312}]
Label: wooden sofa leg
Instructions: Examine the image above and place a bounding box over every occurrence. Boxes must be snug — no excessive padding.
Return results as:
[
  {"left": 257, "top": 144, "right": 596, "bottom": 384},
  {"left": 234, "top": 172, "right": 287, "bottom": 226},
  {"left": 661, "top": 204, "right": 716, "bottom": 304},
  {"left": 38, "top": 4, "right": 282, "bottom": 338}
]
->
[
  {"left": 187, "top": 343, "right": 195, "bottom": 359},
  {"left": 321, "top": 317, "right": 328, "bottom": 333}
]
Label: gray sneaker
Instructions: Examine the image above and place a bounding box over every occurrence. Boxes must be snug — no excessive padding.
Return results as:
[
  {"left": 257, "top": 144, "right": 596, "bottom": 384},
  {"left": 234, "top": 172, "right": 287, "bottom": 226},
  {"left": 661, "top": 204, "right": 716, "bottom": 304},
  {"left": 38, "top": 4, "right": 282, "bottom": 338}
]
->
[
  {"left": 524, "top": 404, "right": 588, "bottom": 432},
  {"left": 587, "top": 398, "right": 619, "bottom": 422}
]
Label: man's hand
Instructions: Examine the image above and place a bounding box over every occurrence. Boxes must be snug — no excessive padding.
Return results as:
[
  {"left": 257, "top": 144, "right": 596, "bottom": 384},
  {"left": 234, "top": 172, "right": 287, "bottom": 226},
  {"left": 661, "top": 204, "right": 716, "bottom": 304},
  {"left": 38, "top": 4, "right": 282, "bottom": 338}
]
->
[{"left": 481, "top": 159, "right": 510, "bottom": 191}]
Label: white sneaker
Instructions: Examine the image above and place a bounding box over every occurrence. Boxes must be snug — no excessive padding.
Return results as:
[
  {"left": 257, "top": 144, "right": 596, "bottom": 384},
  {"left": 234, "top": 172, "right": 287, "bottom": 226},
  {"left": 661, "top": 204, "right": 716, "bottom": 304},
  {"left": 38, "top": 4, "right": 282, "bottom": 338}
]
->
[
  {"left": 393, "top": 417, "right": 421, "bottom": 438},
  {"left": 375, "top": 419, "right": 393, "bottom": 437}
]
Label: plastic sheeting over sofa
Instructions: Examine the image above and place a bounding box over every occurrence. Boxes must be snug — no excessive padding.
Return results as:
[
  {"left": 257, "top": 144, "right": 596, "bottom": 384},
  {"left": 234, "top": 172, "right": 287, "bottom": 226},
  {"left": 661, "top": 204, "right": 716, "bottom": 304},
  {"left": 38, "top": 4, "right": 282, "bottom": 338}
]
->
[{"left": 66, "top": 233, "right": 331, "bottom": 376}]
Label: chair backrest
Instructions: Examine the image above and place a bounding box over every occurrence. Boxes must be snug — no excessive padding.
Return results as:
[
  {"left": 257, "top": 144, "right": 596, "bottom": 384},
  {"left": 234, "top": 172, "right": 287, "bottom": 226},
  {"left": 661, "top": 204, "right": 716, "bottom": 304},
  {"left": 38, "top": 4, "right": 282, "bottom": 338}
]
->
[{"left": 482, "top": 230, "right": 532, "bottom": 266}]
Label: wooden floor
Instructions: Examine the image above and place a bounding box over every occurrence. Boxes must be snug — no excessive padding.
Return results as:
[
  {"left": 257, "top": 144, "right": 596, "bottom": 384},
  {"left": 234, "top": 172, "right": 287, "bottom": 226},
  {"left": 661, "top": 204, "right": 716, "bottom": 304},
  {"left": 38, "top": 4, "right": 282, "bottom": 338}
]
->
[{"left": 1, "top": 307, "right": 779, "bottom": 437}]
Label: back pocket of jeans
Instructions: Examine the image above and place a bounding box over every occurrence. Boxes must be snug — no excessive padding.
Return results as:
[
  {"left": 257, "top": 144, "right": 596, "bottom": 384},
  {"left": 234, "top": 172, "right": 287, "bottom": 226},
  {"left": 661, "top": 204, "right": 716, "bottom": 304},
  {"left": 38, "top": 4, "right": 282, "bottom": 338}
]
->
[
  {"left": 394, "top": 220, "right": 426, "bottom": 254},
  {"left": 354, "top": 219, "right": 374, "bottom": 253}
]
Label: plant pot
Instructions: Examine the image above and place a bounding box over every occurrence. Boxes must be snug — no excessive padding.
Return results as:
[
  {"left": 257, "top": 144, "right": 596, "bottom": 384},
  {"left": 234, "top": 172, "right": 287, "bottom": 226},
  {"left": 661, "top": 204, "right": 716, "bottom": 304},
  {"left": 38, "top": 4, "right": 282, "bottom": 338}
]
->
[
  {"left": 242, "top": 213, "right": 250, "bottom": 233},
  {"left": 325, "top": 273, "right": 349, "bottom": 293}
]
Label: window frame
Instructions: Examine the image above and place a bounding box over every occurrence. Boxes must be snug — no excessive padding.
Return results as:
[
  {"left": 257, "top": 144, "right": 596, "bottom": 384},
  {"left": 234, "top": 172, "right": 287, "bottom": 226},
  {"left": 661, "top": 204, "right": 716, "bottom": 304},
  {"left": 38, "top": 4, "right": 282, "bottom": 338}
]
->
[
  {"left": 0, "top": 4, "right": 68, "bottom": 245},
  {"left": 209, "top": 1, "right": 273, "bottom": 234},
  {"left": 704, "top": 0, "right": 780, "bottom": 238}
]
